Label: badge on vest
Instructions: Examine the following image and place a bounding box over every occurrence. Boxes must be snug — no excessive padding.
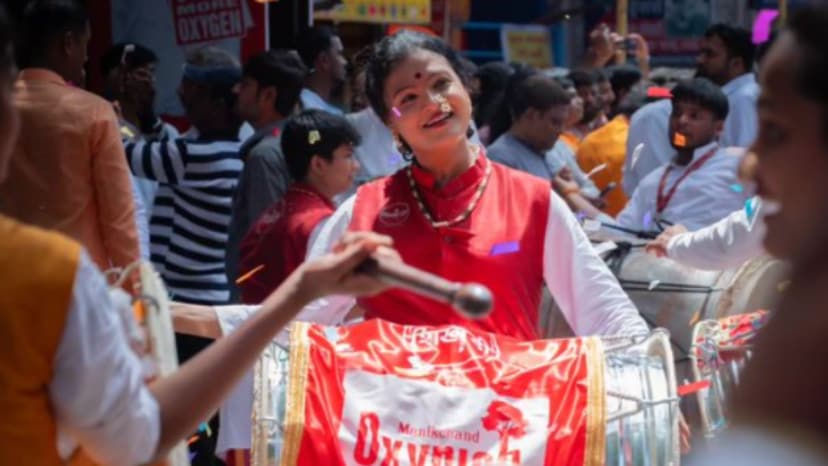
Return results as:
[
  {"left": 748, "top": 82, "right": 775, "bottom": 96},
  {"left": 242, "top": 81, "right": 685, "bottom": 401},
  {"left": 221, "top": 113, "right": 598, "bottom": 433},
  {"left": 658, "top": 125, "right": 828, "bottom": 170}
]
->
[{"left": 379, "top": 202, "right": 411, "bottom": 227}]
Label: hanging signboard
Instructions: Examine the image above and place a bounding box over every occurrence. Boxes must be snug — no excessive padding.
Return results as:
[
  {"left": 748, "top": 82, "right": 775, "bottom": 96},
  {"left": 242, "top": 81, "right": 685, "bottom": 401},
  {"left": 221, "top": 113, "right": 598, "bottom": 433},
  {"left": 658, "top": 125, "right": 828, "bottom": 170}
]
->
[
  {"left": 500, "top": 24, "right": 553, "bottom": 70},
  {"left": 314, "top": 0, "right": 431, "bottom": 24}
]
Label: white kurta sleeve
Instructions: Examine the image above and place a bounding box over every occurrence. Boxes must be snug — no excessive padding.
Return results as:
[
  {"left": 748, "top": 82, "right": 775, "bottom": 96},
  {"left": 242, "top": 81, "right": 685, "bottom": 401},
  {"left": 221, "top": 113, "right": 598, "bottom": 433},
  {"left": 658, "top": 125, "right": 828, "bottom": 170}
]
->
[
  {"left": 50, "top": 251, "right": 160, "bottom": 465},
  {"left": 543, "top": 192, "right": 649, "bottom": 336},
  {"left": 216, "top": 197, "right": 357, "bottom": 454},
  {"left": 666, "top": 198, "right": 766, "bottom": 271}
]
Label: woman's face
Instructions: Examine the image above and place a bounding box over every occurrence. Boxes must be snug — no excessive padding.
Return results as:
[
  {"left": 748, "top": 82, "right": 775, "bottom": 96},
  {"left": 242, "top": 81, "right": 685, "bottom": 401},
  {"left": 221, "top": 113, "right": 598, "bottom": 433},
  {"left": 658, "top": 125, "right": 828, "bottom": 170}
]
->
[
  {"left": 383, "top": 49, "right": 472, "bottom": 155},
  {"left": 752, "top": 32, "right": 828, "bottom": 265}
]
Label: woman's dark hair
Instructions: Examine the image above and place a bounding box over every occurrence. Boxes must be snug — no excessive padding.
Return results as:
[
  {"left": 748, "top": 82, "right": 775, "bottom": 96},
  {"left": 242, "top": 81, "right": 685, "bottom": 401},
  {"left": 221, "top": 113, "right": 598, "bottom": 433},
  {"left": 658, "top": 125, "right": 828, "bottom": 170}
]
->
[
  {"left": 788, "top": 7, "right": 828, "bottom": 140},
  {"left": 671, "top": 78, "right": 729, "bottom": 121},
  {"left": 281, "top": 109, "right": 361, "bottom": 181},
  {"left": 365, "top": 31, "right": 469, "bottom": 121},
  {"left": 472, "top": 61, "right": 512, "bottom": 128}
]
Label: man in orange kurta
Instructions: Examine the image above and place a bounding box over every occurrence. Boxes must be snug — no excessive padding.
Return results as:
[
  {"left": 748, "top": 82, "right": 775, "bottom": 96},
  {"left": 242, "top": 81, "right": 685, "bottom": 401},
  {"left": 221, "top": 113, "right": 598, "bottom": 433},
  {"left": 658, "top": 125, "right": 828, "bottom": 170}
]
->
[
  {"left": 576, "top": 115, "right": 630, "bottom": 216},
  {"left": 0, "top": 4, "right": 139, "bottom": 271}
]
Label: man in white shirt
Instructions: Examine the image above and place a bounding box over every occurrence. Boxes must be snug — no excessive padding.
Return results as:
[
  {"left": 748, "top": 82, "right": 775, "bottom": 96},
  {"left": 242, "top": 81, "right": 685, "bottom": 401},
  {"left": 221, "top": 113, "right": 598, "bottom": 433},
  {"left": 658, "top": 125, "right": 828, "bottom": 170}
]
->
[
  {"left": 697, "top": 24, "right": 759, "bottom": 148},
  {"left": 617, "top": 78, "right": 749, "bottom": 232},
  {"left": 297, "top": 26, "right": 347, "bottom": 116}
]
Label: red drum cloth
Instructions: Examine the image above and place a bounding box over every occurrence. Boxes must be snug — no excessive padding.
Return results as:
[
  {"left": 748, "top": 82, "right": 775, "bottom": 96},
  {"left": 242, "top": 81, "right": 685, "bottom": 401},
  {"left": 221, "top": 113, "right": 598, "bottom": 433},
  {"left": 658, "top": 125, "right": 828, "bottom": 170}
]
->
[{"left": 279, "top": 319, "right": 606, "bottom": 466}]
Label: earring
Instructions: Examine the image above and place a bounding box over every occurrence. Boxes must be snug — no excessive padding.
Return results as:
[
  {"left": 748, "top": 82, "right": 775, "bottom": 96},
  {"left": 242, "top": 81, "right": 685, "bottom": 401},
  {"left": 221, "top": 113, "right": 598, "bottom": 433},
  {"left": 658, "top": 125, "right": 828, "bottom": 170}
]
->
[{"left": 393, "top": 133, "right": 414, "bottom": 159}]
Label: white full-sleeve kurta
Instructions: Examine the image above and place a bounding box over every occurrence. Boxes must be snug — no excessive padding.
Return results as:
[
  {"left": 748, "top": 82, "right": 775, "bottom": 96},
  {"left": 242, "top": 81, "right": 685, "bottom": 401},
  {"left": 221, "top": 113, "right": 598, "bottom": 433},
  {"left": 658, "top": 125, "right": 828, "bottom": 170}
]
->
[
  {"left": 666, "top": 197, "right": 767, "bottom": 270},
  {"left": 51, "top": 251, "right": 160, "bottom": 465}
]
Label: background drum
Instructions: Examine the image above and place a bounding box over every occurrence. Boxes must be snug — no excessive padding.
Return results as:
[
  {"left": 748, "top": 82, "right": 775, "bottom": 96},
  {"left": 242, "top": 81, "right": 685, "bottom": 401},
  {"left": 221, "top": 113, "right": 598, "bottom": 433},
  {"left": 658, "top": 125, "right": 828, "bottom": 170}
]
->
[
  {"left": 251, "top": 329, "right": 679, "bottom": 466},
  {"left": 689, "top": 311, "right": 768, "bottom": 438},
  {"left": 540, "top": 237, "right": 787, "bottom": 437}
]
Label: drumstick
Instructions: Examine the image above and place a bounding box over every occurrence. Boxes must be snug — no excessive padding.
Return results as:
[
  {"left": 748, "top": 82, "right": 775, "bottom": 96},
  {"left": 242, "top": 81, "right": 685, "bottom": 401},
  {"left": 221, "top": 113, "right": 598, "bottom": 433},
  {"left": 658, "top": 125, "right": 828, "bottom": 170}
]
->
[
  {"left": 356, "top": 256, "right": 494, "bottom": 319},
  {"left": 585, "top": 163, "right": 607, "bottom": 179}
]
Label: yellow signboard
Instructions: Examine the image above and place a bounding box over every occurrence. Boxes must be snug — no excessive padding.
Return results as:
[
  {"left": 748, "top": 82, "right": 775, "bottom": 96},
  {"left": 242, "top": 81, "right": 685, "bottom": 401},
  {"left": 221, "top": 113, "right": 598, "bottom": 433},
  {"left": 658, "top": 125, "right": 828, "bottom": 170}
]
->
[
  {"left": 314, "top": 0, "right": 431, "bottom": 24},
  {"left": 500, "top": 24, "right": 553, "bottom": 70}
]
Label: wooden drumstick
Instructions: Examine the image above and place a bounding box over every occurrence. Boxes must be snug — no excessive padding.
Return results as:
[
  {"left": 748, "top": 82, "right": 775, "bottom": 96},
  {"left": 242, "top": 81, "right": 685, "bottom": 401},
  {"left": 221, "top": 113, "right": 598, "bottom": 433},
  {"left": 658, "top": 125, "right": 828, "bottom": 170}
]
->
[{"left": 356, "top": 256, "right": 494, "bottom": 319}]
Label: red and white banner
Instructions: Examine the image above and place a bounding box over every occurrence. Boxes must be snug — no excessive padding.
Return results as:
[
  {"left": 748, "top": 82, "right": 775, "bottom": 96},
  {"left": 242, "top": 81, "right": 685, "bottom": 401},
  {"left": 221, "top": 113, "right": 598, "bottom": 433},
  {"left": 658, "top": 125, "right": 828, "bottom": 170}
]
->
[{"left": 279, "top": 320, "right": 606, "bottom": 466}]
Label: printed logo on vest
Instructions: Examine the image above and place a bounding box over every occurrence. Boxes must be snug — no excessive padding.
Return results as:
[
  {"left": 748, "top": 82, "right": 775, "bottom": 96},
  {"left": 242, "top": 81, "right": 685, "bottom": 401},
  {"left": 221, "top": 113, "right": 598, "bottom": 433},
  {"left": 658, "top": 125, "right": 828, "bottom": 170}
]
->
[
  {"left": 253, "top": 201, "right": 285, "bottom": 234},
  {"left": 379, "top": 202, "right": 410, "bottom": 227}
]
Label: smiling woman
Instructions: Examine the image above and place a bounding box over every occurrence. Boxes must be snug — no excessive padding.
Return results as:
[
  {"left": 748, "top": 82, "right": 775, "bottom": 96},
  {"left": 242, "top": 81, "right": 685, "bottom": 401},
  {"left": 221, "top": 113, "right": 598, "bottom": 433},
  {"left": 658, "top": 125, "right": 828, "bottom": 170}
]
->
[{"left": 288, "top": 31, "right": 650, "bottom": 342}]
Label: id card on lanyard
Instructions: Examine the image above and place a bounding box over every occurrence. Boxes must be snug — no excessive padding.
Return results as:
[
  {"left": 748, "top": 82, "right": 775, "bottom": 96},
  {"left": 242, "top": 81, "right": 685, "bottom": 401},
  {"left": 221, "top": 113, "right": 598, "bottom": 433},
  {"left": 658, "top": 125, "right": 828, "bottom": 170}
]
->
[{"left": 655, "top": 147, "right": 718, "bottom": 221}]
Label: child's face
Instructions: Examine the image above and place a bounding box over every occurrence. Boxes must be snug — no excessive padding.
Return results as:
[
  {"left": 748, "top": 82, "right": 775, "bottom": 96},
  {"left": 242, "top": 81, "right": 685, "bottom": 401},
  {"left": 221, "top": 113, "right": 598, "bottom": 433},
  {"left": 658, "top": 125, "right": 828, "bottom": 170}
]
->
[{"left": 318, "top": 143, "right": 359, "bottom": 196}]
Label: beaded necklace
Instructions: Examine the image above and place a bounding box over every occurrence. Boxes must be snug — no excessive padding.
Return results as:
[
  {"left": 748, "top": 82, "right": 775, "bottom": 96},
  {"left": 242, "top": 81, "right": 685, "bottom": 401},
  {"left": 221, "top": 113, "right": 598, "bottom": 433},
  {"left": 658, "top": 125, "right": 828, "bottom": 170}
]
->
[{"left": 405, "top": 151, "right": 492, "bottom": 229}]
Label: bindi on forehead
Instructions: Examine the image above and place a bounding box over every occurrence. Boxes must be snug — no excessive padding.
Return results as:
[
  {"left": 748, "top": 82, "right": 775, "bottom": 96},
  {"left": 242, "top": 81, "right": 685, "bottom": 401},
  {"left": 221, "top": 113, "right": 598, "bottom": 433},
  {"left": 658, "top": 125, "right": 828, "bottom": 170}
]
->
[{"left": 414, "top": 72, "right": 422, "bottom": 80}]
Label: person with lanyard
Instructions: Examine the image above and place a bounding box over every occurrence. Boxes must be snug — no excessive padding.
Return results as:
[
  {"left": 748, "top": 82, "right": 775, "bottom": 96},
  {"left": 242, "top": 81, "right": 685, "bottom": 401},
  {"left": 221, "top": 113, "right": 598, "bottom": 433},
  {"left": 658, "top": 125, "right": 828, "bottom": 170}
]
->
[
  {"left": 622, "top": 89, "right": 674, "bottom": 196},
  {"left": 645, "top": 151, "right": 769, "bottom": 270},
  {"left": 687, "top": 6, "right": 828, "bottom": 464},
  {"left": 616, "top": 78, "right": 749, "bottom": 232},
  {"left": 0, "top": 5, "right": 396, "bottom": 465},
  {"left": 225, "top": 50, "right": 308, "bottom": 301}
]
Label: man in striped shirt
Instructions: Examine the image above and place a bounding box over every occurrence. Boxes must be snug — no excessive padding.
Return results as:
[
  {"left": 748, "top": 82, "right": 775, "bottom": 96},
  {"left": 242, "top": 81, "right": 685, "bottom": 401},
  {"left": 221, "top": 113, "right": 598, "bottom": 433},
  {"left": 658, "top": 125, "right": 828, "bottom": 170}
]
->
[{"left": 126, "top": 47, "right": 244, "bottom": 306}]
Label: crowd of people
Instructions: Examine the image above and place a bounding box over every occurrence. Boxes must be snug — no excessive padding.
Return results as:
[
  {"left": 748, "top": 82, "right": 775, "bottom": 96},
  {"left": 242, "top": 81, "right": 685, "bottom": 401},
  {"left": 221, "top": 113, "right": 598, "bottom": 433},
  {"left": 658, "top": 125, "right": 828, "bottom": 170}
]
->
[{"left": 4, "top": 0, "right": 828, "bottom": 465}]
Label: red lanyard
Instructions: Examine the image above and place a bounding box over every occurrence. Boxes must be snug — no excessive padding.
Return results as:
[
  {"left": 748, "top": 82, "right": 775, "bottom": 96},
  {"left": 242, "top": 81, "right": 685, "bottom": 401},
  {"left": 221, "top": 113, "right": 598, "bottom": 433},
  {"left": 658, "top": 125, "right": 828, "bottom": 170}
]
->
[{"left": 656, "top": 147, "right": 718, "bottom": 214}]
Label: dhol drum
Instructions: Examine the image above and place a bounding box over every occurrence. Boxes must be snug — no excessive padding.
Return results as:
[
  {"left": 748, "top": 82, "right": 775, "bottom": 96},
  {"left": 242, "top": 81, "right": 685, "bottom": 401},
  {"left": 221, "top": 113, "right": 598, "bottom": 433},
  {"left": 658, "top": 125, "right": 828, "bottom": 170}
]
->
[
  {"left": 540, "top": 241, "right": 784, "bottom": 362},
  {"left": 689, "top": 311, "right": 769, "bottom": 438},
  {"left": 251, "top": 325, "right": 679, "bottom": 466},
  {"left": 538, "top": 240, "right": 785, "bottom": 437}
]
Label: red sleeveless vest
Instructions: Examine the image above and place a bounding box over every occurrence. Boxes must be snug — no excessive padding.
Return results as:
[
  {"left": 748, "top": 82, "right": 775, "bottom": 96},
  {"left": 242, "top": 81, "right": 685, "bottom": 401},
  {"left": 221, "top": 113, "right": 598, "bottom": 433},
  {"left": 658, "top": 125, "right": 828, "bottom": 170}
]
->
[{"left": 349, "top": 155, "right": 550, "bottom": 340}]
